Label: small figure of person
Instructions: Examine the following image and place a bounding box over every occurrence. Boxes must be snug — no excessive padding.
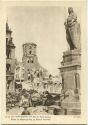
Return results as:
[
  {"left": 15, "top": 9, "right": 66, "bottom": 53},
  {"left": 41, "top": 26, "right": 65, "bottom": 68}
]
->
[{"left": 21, "top": 106, "right": 30, "bottom": 115}]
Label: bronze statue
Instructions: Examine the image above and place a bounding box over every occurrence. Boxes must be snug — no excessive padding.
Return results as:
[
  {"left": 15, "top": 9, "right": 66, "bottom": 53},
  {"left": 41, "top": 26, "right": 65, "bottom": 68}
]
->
[{"left": 64, "top": 7, "right": 81, "bottom": 50}]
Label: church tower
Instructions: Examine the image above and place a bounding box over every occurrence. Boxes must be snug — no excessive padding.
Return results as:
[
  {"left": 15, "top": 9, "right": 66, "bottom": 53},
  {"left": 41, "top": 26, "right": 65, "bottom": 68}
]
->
[{"left": 22, "top": 43, "right": 40, "bottom": 81}]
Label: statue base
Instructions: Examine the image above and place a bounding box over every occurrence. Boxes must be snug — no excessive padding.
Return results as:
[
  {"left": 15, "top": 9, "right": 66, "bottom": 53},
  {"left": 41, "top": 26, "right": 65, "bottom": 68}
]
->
[{"left": 59, "top": 49, "right": 81, "bottom": 115}]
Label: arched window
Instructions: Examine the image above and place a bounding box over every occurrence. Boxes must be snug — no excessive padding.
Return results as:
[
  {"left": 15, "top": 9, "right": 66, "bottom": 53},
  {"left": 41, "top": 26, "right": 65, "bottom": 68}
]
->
[
  {"left": 6, "top": 64, "right": 11, "bottom": 72},
  {"left": 31, "top": 60, "right": 33, "bottom": 63}
]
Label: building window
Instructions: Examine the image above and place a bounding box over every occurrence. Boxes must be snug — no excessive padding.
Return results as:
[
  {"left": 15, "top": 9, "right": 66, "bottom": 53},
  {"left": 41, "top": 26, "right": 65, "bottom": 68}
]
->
[
  {"left": 30, "top": 58, "right": 34, "bottom": 63},
  {"left": 28, "top": 76, "right": 30, "bottom": 80},
  {"left": 37, "top": 83, "right": 39, "bottom": 87},
  {"left": 28, "top": 72, "right": 31, "bottom": 80},
  {"left": 37, "top": 73, "right": 40, "bottom": 78},
  {"left": 7, "top": 81, "right": 11, "bottom": 90},
  {"left": 6, "top": 48, "right": 11, "bottom": 59},
  {"left": 28, "top": 60, "right": 29, "bottom": 63},
  {"left": 6, "top": 64, "right": 11, "bottom": 72},
  {"left": 31, "top": 60, "right": 33, "bottom": 63},
  {"left": 29, "top": 51, "right": 32, "bottom": 54}
]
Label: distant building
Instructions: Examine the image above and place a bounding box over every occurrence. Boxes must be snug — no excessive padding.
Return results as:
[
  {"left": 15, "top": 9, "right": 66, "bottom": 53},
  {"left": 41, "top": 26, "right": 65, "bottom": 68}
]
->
[
  {"left": 14, "top": 62, "right": 25, "bottom": 91},
  {"left": 22, "top": 42, "right": 48, "bottom": 81},
  {"left": 41, "top": 75, "right": 62, "bottom": 94},
  {"left": 32, "top": 75, "right": 62, "bottom": 94},
  {"left": 6, "top": 21, "right": 16, "bottom": 92},
  {"left": 22, "top": 42, "right": 62, "bottom": 93}
]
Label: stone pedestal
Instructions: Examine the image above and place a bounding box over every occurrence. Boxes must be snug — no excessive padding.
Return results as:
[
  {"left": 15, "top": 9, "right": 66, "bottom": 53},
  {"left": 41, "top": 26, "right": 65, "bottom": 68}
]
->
[{"left": 59, "top": 49, "right": 81, "bottom": 115}]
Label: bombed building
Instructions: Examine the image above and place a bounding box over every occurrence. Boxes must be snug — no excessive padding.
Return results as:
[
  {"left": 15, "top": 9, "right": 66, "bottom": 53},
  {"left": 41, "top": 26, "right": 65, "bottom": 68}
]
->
[
  {"left": 6, "top": 22, "right": 17, "bottom": 92},
  {"left": 22, "top": 42, "right": 48, "bottom": 81}
]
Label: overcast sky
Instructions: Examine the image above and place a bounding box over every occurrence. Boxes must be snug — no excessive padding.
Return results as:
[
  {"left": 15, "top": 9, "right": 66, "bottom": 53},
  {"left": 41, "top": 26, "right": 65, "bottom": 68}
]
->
[{"left": 7, "top": 6, "right": 81, "bottom": 75}]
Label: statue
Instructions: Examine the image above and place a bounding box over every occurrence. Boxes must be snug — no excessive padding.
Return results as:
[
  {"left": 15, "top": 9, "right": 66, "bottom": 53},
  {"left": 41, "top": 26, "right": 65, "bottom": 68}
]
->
[{"left": 64, "top": 7, "right": 81, "bottom": 50}]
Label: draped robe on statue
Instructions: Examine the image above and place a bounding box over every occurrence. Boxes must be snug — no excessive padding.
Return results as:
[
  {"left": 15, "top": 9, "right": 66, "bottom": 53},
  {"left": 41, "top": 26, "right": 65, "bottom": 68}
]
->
[{"left": 65, "top": 9, "right": 81, "bottom": 50}]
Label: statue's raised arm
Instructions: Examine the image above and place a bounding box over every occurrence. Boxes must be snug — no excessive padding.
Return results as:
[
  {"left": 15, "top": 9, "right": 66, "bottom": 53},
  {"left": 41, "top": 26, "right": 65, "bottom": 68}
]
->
[{"left": 64, "top": 7, "right": 81, "bottom": 50}]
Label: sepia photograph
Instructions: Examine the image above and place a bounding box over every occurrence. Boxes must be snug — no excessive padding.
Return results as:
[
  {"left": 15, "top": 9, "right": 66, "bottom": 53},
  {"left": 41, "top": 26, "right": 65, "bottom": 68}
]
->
[
  {"left": 0, "top": 1, "right": 87, "bottom": 124},
  {"left": 6, "top": 5, "right": 81, "bottom": 115}
]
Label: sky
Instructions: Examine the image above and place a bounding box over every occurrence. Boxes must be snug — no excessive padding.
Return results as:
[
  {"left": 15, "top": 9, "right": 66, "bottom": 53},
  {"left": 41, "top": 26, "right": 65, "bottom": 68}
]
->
[{"left": 7, "top": 6, "right": 81, "bottom": 75}]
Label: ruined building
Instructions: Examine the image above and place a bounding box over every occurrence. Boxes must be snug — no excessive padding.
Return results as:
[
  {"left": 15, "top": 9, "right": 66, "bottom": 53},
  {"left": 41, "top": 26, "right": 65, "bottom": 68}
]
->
[
  {"left": 22, "top": 42, "right": 48, "bottom": 81},
  {"left": 6, "top": 22, "right": 16, "bottom": 92}
]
